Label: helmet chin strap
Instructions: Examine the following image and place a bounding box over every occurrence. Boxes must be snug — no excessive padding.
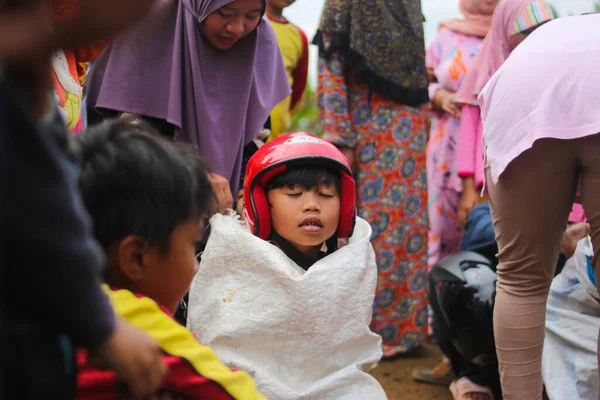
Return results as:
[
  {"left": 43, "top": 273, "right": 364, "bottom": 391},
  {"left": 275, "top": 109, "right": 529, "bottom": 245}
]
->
[{"left": 270, "top": 230, "right": 338, "bottom": 271}]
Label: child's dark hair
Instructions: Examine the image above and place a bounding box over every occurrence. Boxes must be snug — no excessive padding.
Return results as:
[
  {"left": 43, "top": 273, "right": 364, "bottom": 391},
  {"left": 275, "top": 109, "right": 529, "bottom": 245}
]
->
[
  {"left": 264, "top": 165, "right": 341, "bottom": 193},
  {"left": 74, "top": 118, "right": 213, "bottom": 252}
]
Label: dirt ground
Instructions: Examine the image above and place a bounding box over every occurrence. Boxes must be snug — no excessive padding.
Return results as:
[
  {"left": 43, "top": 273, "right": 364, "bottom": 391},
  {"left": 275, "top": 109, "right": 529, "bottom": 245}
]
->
[{"left": 369, "top": 341, "right": 453, "bottom": 400}]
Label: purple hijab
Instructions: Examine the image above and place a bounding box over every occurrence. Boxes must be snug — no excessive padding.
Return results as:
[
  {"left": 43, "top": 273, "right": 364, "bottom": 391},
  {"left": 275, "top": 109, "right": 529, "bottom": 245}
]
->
[{"left": 86, "top": 0, "right": 290, "bottom": 194}]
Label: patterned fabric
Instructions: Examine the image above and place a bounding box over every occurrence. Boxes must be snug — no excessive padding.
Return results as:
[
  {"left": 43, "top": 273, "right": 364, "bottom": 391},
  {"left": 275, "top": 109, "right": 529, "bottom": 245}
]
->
[
  {"left": 51, "top": 0, "right": 113, "bottom": 133},
  {"left": 318, "top": 52, "right": 429, "bottom": 357},
  {"left": 314, "top": 0, "right": 428, "bottom": 106},
  {"left": 511, "top": 0, "right": 555, "bottom": 35},
  {"left": 425, "top": 27, "right": 484, "bottom": 268},
  {"left": 52, "top": 50, "right": 84, "bottom": 133}
]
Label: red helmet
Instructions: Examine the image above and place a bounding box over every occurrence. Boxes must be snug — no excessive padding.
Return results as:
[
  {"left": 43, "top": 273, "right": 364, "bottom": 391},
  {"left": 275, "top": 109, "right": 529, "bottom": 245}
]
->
[{"left": 243, "top": 132, "right": 356, "bottom": 240}]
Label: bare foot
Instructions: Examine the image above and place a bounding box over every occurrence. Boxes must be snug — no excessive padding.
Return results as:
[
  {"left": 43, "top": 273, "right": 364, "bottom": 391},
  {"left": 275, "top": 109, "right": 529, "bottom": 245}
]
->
[{"left": 561, "top": 222, "right": 590, "bottom": 259}]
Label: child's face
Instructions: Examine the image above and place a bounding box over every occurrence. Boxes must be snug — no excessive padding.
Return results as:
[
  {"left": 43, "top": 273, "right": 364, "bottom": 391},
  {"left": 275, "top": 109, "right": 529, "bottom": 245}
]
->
[
  {"left": 267, "top": 184, "right": 340, "bottom": 258},
  {"left": 202, "top": 0, "right": 264, "bottom": 50},
  {"left": 129, "top": 219, "right": 202, "bottom": 313},
  {"left": 476, "top": 0, "right": 499, "bottom": 16}
]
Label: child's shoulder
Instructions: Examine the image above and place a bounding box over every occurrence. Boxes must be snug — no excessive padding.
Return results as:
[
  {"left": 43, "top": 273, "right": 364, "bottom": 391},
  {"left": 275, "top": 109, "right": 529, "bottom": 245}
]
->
[
  {"left": 102, "top": 286, "right": 184, "bottom": 335},
  {"left": 284, "top": 19, "right": 307, "bottom": 40},
  {"left": 268, "top": 15, "right": 307, "bottom": 38},
  {"left": 84, "top": 287, "right": 266, "bottom": 399}
]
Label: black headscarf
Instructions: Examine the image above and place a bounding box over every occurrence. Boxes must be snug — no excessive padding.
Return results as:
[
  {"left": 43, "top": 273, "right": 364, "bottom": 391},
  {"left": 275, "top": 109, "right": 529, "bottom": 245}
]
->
[{"left": 313, "top": 0, "right": 429, "bottom": 106}]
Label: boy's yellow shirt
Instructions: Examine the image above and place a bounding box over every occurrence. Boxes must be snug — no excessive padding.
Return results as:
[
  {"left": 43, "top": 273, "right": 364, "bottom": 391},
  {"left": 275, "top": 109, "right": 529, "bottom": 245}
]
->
[{"left": 268, "top": 17, "right": 309, "bottom": 139}]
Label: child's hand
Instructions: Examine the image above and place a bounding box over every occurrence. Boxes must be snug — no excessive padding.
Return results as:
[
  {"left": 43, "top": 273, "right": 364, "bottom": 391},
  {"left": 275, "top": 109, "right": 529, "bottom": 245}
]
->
[
  {"left": 208, "top": 173, "right": 233, "bottom": 214},
  {"left": 235, "top": 189, "right": 245, "bottom": 219},
  {"left": 90, "top": 318, "right": 166, "bottom": 400},
  {"left": 432, "top": 89, "right": 460, "bottom": 118},
  {"left": 441, "top": 93, "right": 460, "bottom": 118}
]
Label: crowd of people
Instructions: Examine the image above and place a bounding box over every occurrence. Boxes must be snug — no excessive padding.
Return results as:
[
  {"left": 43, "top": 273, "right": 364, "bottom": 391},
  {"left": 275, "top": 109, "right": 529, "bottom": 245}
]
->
[{"left": 1, "top": 0, "right": 600, "bottom": 399}]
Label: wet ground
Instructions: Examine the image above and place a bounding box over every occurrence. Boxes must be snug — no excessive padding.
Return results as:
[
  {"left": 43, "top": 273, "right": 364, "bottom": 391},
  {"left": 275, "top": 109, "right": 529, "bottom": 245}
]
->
[{"left": 369, "top": 341, "right": 453, "bottom": 400}]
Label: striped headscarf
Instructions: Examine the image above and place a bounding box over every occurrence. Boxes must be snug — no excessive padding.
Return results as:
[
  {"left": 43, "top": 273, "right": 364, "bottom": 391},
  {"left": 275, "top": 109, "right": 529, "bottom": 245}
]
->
[
  {"left": 510, "top": 0, "right": 554, "bottom": 34},
  {"left": 455, "top": 0, "right": 555, "bottom": 105}
]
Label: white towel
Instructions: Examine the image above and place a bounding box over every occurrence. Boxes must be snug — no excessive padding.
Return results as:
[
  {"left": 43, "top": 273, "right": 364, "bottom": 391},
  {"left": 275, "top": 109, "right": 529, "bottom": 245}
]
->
[
  {"left": 188, "top": 214, "right": 386, "bottom": 399},
  {"left": 543, "top": 237, "right": 600, "bottom": 400}
]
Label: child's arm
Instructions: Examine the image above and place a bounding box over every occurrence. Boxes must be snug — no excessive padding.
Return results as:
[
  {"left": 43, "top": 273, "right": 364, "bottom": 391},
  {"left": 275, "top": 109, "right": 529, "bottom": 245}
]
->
[
  {"left": 457, "top": 104, "right": 482, "bottom": 226},
  {"left": 425, "top": 29, "right": 443, "bottom": 101},
  {"left": 289, "top": 26, "right": 309, "bottom": 113}
]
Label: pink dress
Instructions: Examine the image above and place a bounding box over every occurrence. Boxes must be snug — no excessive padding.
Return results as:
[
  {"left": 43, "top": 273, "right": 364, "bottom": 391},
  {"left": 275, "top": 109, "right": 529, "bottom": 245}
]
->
[{"left": 426, "top": 27, "right": 483, "bottom": 268}]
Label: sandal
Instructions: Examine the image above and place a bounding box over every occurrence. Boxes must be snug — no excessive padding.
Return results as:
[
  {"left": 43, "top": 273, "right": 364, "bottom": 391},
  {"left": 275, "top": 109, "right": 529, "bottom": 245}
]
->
[
  {"left": 412, "top": 358, "right": 456, "bottom": 386},
  {"left": 449, "top": 377, "right": 493, "bottom": 400}
]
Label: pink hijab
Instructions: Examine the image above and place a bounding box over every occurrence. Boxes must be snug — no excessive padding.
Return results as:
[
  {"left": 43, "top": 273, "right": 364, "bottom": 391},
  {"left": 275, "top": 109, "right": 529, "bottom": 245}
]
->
[
  {"left": 454, "top": 0, "right": 555, "bottom": 104},
  {"left": 439, "top": 0, "right": 494, "bottom": 38}
]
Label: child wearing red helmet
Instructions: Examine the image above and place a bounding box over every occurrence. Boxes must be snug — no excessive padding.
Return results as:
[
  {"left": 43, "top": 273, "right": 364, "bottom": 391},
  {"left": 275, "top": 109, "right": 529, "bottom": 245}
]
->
[{"left": 188, "top": 133, "right": 386, "bottom": 399}]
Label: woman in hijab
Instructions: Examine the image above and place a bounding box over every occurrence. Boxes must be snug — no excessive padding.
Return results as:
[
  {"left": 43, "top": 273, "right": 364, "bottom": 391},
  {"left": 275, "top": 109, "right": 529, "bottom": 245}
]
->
[
  {"left": 86, "top": 0, "right": 290, "bottom": 213},
  {"left": 425, "top": 0, "right": 497, "bottom": 271},
  {"left": 478, "top": 13, "right": 600, "bottom": 400},
  {"left": 314, "top": 0, "right": 430, "bottom": 357}
]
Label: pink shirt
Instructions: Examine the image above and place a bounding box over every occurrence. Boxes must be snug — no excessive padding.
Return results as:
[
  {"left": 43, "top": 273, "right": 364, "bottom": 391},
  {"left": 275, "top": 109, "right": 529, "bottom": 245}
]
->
[
  {"left": 426, "top": 27, "right": 484, "bottom": 192},
  {"left": 457, "top": 104, "right": 484, "bottom": 189},
  {"left": 479, "top": 14, "right": 600, "bottom": 185}
]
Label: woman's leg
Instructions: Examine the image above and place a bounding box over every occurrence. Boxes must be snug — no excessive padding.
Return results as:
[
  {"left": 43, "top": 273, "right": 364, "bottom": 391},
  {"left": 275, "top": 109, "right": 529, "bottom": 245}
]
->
[
  {"left": 487, "top": 139, "right": 578, "bottom": 400},
  {"left": 574, "top": 133, "right": 600, "bottom": 400}
]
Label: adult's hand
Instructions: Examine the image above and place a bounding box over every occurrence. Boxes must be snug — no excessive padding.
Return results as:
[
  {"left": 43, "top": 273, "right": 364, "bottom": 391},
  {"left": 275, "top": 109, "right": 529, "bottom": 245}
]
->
[
  {"left": 208, "top": 172, "right": 233, "bottom": 214},
  {"left": 0, "top": 0, "right": 156, "bottom": 61},
  {"left": 0, "top": 0, "right": 157, "bottom": 117},
  {"left": 89, "top": 318, "right": 166, "bottom": 400},
  {"left": 560, "top": 222, "right": 590, "bottom": 259}
]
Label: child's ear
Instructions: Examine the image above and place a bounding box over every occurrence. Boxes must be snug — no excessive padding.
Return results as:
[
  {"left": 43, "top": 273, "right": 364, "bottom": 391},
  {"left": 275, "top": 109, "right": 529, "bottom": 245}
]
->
[{"left": 117, "top": 235, "right": 150, "bottom": 282}]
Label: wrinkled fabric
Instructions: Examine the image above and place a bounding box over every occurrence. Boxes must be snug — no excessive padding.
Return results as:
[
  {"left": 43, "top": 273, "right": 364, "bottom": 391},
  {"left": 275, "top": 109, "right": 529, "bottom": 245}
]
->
[
  {"left": 86, "top": 0, "right": 290, "bottom": 194},
  {"left": 188, "top": 214, "right": 385, "bottom": 399}
]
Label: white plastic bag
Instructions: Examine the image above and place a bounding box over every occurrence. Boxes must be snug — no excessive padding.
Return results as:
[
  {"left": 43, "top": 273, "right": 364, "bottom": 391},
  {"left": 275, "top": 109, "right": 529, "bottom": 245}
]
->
[
  {"left": 188, "top": 214, "right": 386, "bottom": 399},
  {"left": 543, "top": 237, "right": 600, "bottom": 400}
]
